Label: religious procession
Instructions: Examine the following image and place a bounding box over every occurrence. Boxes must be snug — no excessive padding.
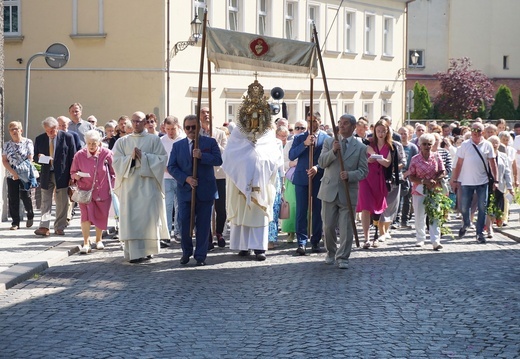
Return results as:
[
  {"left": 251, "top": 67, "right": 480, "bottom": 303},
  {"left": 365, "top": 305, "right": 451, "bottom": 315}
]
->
[{"left": 4, "top": 23, "right": 519, "bottom": 271}]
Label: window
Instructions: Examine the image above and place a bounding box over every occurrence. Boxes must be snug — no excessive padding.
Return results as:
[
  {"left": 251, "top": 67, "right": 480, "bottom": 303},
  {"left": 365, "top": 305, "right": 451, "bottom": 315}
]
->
[
  {"left": 194, "top": 0, "right": 207, "bottom": 21},
  {"left": 307, "top": 4, "right": 320, "bottom": 42},
  {"left": 258, "top": 0, "right": 271, "bottom": 35},
  {"left": 4, "top": 0, "right": 20, "bottom": 35},
  {"left": 72, "top": 0, "right": 105, "bottom": 36},
  {"left": 325, "top": 6, "right": 339, "bottom": 52},
  {"left": 285, "top": 1, "right": 298, "bottom": 40},
  {"left": 382, "top": 100, "right": 392, "bottom": 118},
  {"left": 228, "top": 0, "right": 242, "bottom": 31},
  {"left": 363, "top": 102, "right": 374, "bottom": 123},
  {"left": 345, "top": 10, "right": 356, "bottom": 53},
  {"left": 503, "top": 55, "right": 509, "bottom": 70},
  {"left": 344, "top": 102, "right": 354, "bottom": 115},
  {"left": 408, "top": 50, "right": 425, "bottom": 67},
  {"left": 227, "top": 102, "right": 241, "bottom": 123},
  {"left": 364, "top": 13, "right": 375, "bottom": 55},
  {"left": 383, "top": 16, "right": 394, "bottom": 56}
]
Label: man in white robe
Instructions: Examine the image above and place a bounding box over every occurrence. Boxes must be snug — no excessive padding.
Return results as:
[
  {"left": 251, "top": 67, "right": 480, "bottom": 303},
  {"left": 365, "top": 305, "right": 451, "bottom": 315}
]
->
[
  {"left": 222, "top": 128, "right": 283, "bottom": 261},
  {"left": 113, "top": 111, "right": 169, "bottom": 263}
]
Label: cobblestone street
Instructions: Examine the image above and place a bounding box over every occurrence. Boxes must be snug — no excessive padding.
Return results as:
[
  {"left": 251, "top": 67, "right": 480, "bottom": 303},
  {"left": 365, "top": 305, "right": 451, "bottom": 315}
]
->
[{"left": 0, "top": 221, "right": 519, "bottom": 358}]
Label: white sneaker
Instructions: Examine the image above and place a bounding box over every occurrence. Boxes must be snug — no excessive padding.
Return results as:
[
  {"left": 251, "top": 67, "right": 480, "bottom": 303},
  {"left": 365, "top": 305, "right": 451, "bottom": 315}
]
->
[
  {"left": 96, "top": 241, "right": 104, "bottom": 250},
  {"left": 415, "top": 241, "right": 424, "bottom": 247},
  {"left": 325, "top": 256, "right": 335, "bottom": 265},
  {"left": 80, "top": 244, "right": 91, "bottom": 254}
]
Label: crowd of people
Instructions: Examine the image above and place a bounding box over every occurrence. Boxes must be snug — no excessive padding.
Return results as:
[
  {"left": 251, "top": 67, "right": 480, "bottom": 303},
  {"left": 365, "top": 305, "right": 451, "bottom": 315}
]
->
[{"left": 3, "top": 100, "right": 520, "bottom": 268}]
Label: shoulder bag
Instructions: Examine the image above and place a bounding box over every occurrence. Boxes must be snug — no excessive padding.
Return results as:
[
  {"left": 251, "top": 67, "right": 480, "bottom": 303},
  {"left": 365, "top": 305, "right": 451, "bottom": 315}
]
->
[
  {"left": 71, "top": 157, "right": 98, "bottom": 204},
  {"left": 471, "top": 143, "right": 495, "bottom": 193}
]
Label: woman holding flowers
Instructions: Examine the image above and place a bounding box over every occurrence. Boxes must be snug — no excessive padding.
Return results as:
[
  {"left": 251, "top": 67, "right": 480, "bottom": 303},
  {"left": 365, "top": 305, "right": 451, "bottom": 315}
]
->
[{"left": 407, "top": 133, "right": 446, "bottom": 250}]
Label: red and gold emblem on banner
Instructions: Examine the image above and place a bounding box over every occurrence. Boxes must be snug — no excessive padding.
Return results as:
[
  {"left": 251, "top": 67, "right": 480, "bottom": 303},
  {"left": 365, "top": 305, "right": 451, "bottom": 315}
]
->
[{"left": 249, "top": 38, "right": 269, "bottom": 57}]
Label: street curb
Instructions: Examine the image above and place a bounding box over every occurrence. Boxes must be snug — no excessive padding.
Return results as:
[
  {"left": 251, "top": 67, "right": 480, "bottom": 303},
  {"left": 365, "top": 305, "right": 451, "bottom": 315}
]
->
[
  {"left": 495, "top": 228, "right": 520, "bottom": 243},
  {"left": 0, "top": 241, "right": 80, "bottom": 293}
]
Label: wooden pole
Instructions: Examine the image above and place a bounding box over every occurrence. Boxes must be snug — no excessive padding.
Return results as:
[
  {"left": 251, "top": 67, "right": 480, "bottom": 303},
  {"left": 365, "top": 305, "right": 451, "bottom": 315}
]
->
[
  {"left": 313, "top": 24, "right": 359, "bottom": 248},
  {"left": 307, "top": 78, "right": 314, "bottom": 243},
  {"left": 190, "top": 9, "right": 208, "bottom": 237},
  {"left": 208, "top": 58, "right": 216, "bottom": 238}
]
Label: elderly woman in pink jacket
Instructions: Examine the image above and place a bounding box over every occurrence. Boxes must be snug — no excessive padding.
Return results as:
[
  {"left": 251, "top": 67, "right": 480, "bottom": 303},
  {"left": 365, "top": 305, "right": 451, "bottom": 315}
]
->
[{"left": 71, "top": 130, "right": 115, "bottom": 254}]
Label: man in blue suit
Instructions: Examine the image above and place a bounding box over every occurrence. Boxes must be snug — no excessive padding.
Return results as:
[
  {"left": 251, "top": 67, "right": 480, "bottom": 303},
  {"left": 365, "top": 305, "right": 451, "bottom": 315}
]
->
[
  {"left": 289, "top": 112, "right": 328, "bottom": 255},
  {"left": 34, "top": 117, "right": 77, "bottom": 236},
  {"left": 168, "top": 115, "right": 222, "bottom": 266}
]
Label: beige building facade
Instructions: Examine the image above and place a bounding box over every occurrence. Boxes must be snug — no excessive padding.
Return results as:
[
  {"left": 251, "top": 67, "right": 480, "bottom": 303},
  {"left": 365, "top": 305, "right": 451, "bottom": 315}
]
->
[
  {"left": 3, "top": 0, "right": 411, "bottom": 140},
  {"left": 407, "top": 0, "right": 520, "bottom": 107}
]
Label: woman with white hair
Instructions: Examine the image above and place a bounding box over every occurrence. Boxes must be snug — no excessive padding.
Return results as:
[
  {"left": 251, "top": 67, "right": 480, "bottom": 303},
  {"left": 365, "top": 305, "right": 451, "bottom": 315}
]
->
[{"left": 70, "top": 130, "right": 115, "bottom": 253}]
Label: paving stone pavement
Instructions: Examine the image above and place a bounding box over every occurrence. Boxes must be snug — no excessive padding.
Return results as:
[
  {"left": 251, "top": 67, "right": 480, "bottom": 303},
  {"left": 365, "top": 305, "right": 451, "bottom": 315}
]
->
[{"left": 0, "top": 213, "right": 519, "bottom": 359}]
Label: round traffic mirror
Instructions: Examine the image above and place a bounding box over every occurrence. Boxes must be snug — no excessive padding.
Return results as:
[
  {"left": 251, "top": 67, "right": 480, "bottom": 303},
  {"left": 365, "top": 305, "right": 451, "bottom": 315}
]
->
[{"left": 45, "top": 43, "right": 70, "bottom": 69}]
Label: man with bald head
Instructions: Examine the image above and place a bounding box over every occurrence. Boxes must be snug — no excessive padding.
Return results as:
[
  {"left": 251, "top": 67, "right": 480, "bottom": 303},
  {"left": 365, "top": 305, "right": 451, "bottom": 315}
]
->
[{"left": 112, "top": 111, "right": 169, "bottom": 263}]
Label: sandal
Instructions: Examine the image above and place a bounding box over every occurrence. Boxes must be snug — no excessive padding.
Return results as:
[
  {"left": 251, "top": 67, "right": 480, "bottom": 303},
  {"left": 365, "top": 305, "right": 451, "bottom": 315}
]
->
[
  {"left": 371, "top": 240, "right": 379, "bottom": 248},
  {"left": 363, "top": 241, "right": 371, "bottom": 249}
]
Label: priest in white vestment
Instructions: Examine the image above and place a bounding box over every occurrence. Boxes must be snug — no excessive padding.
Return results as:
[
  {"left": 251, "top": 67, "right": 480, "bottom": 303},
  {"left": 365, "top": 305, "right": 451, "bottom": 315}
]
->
[
  {"left": 223, "top": 128, "right": 283, "bottom": 260},
  {"left": 113, "top": 111, "right": 169, "bottom": 263}
]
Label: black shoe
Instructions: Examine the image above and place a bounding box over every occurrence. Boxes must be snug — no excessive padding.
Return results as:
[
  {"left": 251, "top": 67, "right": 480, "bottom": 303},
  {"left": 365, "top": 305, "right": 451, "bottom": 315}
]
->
[
  {"left": 311, "top": 244, "right": 322, "bottom": 253},
  {"left": 196, "top": 260, "right": 206, "bottom": 266},
  {"left": 144, "top": 255, "right": 153, "bottom": 260},
  {"left": 296, "top": 245, "right": 306, "bottom": 256},
  {"left": 26, "top": 218, "right": 34, "bottom": 228},
  {"left": 256, "top": 253, "right": 266, "bottom": 261},
  {"left": 208, "top": 241, "right": 215, "bottom": 251},
  {"left": 180, "top": 255, "right": 190, "bottom": 265},
  {"left": 458, "top": 226, "right": 467, "bottom": 239},
  {"left": 217, "top": 235, "right": 226, "bottom": 248},
  {"left": 238, "top": 250, "right": 251, "bottom": 257},
  {"left": 477, "top": 234, "right": 486, "bottom": 244},
  {"left": 129, "top": 258, "right": 142, "bottom": 264},
  {"left": 160, "top": 240, "right": 170, "bottom": 248}
]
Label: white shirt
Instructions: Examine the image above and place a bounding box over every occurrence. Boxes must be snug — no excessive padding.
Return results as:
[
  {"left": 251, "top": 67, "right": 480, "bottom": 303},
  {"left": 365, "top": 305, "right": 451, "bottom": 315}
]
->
[
  {"left": 160, "top": 133, "right": 186, "bottom": 179},
  {"left": 456, "top": 138, "right": 494, "bottom": 186},
  {"left": 513, "top": 135, "right": 520, "bottom": 167}
]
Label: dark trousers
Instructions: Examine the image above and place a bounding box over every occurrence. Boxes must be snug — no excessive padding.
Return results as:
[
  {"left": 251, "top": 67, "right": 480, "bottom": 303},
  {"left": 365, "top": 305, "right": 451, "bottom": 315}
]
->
[
  {"left": 179, "top": 199, "right": 213, "bottom": 262},
  {"left": 295, "top": 183, "right": 322, "bottom": 247},
  {"left": 7, "top": 178, "right": 34, "bottom": 226},
  {"left": 215, "top": 179, "right": 226, "bottom": 235},
  {"left": 400, "top": 191, "right": 412, "bottom": 224}
]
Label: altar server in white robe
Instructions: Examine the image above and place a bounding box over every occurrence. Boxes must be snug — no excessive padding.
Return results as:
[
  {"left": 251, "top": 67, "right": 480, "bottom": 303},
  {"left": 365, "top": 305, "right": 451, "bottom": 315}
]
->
[{"left": 113, "top": 111, "right": 169, "bottom": 263}]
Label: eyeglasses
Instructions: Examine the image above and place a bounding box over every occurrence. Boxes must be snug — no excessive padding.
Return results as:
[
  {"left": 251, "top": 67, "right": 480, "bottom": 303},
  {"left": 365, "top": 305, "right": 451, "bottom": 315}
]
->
[
  {"left": 421, "top": 143, "right": 433, "bottom": 146},
  {"left": 471, "top": 128, "right": 482, "bottom": 133},
  {"left": 185, "top": 125, "right": 197, "bottom": 131},
  {"left": 131, "top": 119, "right": 144, "bottom": 123},
  {"left": 295, "top": 126, "right": 307, "bottom": 131}
]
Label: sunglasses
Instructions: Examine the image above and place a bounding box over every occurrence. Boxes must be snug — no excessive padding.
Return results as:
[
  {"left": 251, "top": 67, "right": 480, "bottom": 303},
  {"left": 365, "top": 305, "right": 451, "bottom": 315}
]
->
[
  {"left": 185, "top": 125, "right": 197, "bottom": 131},
  {"left": 471, "top": 128, "right": 482, "bottom": 133},
  {"left": 131, "top": 119, "right": 144, "bottom": 123},
  {"left": 295, "top": 126, "right": 307, "bottom": 131}
]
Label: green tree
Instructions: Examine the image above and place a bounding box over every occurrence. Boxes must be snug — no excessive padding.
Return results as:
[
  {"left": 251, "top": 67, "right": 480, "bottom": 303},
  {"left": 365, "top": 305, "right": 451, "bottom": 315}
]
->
[
  {"left": 516, "top": 94, "right": 520, "bottom": 120},
  {"left": 411, "top": 82, "right": 433, "bottom": 119},
  {"left": 490, "top": 85, "right": 516, "bottom": 120}
]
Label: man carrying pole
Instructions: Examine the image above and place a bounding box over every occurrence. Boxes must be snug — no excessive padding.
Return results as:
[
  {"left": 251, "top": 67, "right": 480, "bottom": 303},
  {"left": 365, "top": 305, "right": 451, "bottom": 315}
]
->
[
  {"left": 318, "top": 115, "right": 368, "bottom": 268},
  {"left": 289, "top": 111, "right": 327, "bottom": 255}
]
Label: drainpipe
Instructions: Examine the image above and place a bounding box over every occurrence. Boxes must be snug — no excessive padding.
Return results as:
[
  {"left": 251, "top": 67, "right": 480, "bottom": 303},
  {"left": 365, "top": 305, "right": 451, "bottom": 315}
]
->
[{"left": 166, "top": 0, "right": 170, "bottom": 115}]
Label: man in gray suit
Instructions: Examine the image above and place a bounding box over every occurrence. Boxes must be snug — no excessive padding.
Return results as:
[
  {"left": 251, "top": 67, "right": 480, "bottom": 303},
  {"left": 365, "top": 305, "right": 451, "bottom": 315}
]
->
[{"left": 318, "top": 114, "right": 368, "bottom": 269}]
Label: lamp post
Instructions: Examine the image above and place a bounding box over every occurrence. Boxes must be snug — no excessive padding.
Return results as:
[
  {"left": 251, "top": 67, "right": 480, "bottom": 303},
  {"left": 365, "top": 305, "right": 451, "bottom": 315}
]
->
[
  {"left": 405, "top": 51, "right": 420, "bottom": 125},
  {"left": 398, "top": 50, "right": 420, "bottom": 78},
  {"left": 170, "top": 14, "right": 203, "bottom": 58}
]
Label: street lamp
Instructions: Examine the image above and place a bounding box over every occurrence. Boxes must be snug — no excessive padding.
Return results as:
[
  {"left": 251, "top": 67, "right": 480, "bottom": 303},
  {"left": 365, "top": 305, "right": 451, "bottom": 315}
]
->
[
  {"left": 170, "top": 14, "right": 203, "bottom": 58},
  {"left": 397, "top": 50, "right": 420, "bottom": 77}
]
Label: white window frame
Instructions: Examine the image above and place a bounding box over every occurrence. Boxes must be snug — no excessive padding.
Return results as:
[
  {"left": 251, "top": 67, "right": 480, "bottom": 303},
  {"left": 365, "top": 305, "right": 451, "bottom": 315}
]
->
[
  {"left": 382, "top": 100, "right": 392, "bottom": 118},
  {"left": 325, "top": 5, "right": 339, "bottom": 53},
  {"left": 382, "top": 16, "right": 394, "bottom": 57},
  {"left": 285, "top": 1, "right": 298, "bottom": 40},
  {"left": 307, "top": 4, "right": 320, "bottom": 42},
  {"left": 408, "top": 49, "right": 425, "bottom": 68},
  {"left": 363, "top": 102, "right": 374, "bottom": 123},
  {"left": 343, "top": 102, "right": 355, "bottom": 116},
  {"left": 364, "top": 12, "right": 376, "bottom": 56},
  {"left": 72, "top": 0, "right": 105, "bottom": 36},
  {"left": 258, "top": 0, "right": 271, "bottom": 36},
  {"left": 194, "top": 0, "right": 207, "bottom": 22},
  {"left": 228, "top": 0, "right": 242, "bottom": 32},
  {"left": 226, "top": 101, "right": 242, "bottom": 123},
  {"left": 4, "top": 0, "right": 21, "bottom": 36},
  {"left": 344, "top": 9, "right": 356, "bottom": 54}
]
